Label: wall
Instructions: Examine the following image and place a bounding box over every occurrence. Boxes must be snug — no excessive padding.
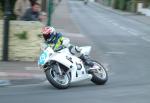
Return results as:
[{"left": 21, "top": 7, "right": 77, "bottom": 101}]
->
[{"left": 0, "top": 20, "right": 44, "bottom": 61}]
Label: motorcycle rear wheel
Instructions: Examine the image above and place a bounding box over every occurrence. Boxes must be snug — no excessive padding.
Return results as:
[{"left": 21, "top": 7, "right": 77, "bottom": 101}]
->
[{"left": 90, "top": 60, "right": 108, "bottom": 85}]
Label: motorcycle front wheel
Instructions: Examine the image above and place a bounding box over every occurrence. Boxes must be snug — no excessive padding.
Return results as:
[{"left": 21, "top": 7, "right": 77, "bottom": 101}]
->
[
  {"left": 45, "top": 64, "right": 71, "bottom": 89},
  {"left": 89, "top": 60, "right": 108, "bottom": 85}
]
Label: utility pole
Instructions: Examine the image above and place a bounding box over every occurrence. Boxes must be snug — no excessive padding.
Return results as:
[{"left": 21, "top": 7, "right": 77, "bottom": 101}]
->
[
  {"left": 47, "top": 0, "right": 53, "bottom": 26},
  {"left": 2, "top": 0, "right": 11, "bottom": 61}
]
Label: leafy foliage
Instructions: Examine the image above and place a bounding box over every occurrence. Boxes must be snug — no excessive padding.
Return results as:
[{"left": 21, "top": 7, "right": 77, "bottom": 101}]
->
[{"left": 14, "top": 31, "right": 28, "bottom": 40}]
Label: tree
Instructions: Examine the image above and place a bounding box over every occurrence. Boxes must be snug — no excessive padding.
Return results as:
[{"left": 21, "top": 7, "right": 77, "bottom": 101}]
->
[
  {"left": 143, "top": 0, "right": 150, "bottom": 7},
  {"left": 0, "top": 0, "right": 17, "bottom": 19}
]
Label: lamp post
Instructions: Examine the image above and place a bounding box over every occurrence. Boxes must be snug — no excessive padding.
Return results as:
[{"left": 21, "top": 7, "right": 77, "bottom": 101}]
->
[
  {"left": 2, "top": 0, "right": 11, "bottom": 61},
  {"left": 47, "top": 0, "right": 53, "bottom": 26}
]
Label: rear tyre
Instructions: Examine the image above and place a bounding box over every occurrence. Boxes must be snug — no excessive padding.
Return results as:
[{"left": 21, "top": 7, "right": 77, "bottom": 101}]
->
[
  {"left": 90, "top": 61, "right": 108, "bottom": 85},
  {"left": 45, "top": 64, "right": 71, "bottom": 89}
]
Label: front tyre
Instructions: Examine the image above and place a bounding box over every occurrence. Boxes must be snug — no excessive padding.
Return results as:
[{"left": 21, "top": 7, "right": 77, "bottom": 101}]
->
[
  {"left": 90, "top": 61, "right": 108, "bottom": 85},
  {"left": 45, "top": 64, "right": 71, "bottom": 89}
]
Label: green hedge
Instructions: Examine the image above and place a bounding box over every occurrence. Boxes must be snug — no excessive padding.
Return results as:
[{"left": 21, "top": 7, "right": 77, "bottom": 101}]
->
[
  {"left": 111, "top": 0, "right": 131, "bottom": 11},
  {"left": 103, "top": 0, "right": 111, "bottom": 6},
  {"left": 118, "top": 0, "right": 126, "bottom": 10},
  {"left": 111, "top": 0, "right": 119, "bottom": 9}
]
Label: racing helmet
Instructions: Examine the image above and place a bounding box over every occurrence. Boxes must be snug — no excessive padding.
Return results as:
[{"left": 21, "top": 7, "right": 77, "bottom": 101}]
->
[{"left": 42, "top": 26, "right": 56, "bottom": 42}]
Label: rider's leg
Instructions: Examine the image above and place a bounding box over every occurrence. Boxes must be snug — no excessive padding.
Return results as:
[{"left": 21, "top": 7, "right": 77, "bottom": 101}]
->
[
  {"left": 69, "top": 45, "right": 94, "bottom": 67},
  {"left": 79, "top": 54, "right": 94, "bottom": 67}
]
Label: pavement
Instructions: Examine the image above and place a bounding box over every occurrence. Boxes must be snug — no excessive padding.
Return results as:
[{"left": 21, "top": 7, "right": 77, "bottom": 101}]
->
[
  {"left": 0, "top": 61, "right": 46, "bottom": 87},
  {"left": 0, "top": 0, "right": 149, "bottom": 87},
  {"left": 51, "top": 0, "right": 80, "bottom": 33}
]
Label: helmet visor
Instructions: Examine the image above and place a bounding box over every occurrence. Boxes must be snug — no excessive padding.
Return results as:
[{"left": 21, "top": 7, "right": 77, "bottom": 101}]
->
[{"left": 45, "top": 33, "right": 55, "bottom": 43}]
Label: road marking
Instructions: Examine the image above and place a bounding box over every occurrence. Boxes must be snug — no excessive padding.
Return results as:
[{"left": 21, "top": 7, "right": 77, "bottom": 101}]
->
[
  {"left": 103, "top": 17, "right": 110, "bottom": 20},
  {"left": 107, "top": 20, "right": 114, "bottom": 23},
  {"left": 33, "top": 74, "right": 46, "bottom": 79},
  {"left": 105, "top": 51, "right": 125, "bottom": 55},
  {"left": 6, "top": 72, "right": 35, "bottom": 77},
  {"left": 0, "top": 72, "right": 45, "bottom": 78},
  {"left": 50, "top": 28, "right": 85, "bottom": 38},
  {"left": 25, "top": 66, "right": 41, "bottom": 71},
  {"left": 112, "top": 22, "right": 119, "bottom": 26},
  {"left": 85, "top": 6, "right": 142, "bottom": 38},
  {"left": 7, "top": 82, "right": 46, "bottom": 88},
  {"left": 119, "top": 26, "right": 127, "bottom": 31},
  {"left": 64, "top": 33, "right": 85, "bottom": 38},
  {"left": 107, "top": 42, "right": 137, "bottom": 46},
  {"left": 142, "top": 36, "right": 150, "bottom": 42},
  {"left": 0, "top": 80, "right": 11, "bottom": 86},
  {"left": 128, "top": 31, "right": 138, "bottom": 36},
  {"left": 94, "top": 13, "right": 142, "bottom": 37},
  {"left": 0, "top": 72, "right": 8, "bottom": 76},
  {"left": 127, "top": 29, "right": 140, "bottom": 36}
]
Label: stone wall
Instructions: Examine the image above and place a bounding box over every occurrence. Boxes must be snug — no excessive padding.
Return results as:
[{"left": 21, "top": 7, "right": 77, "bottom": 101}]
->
[{"left": 0, "top": 20, "right": 44, "bottom": 61}]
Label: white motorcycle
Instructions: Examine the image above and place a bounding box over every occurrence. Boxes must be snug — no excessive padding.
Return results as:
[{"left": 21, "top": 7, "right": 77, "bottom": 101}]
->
[{"left": 38, "top": 44, "right": 108, "bottom": 89}]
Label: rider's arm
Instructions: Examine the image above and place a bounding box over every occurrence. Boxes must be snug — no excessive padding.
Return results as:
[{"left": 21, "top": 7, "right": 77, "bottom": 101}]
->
[{"left": 62, "top": 37, "right": 70, "bottom": 48}]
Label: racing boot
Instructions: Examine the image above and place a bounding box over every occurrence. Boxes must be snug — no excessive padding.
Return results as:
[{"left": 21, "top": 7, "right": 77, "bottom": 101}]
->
[{"left": 80, "top": 55, "right": 94, "bottom": 67}]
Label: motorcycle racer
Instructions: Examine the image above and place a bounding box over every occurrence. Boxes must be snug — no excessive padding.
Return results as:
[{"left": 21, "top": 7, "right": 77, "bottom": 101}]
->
[{"left": 42, "top": 26, "right": 94, "bottom": 67}]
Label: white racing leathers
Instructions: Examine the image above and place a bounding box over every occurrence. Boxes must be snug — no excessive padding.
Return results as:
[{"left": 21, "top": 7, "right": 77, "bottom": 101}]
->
[{"left": 62, "top": 37, "right": 82, "bottom": 57}]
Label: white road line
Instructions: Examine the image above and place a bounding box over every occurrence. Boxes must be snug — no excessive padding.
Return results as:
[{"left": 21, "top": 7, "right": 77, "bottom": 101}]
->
[
  {"left": 33, "top": 74, "right": 46, "bottom": 79},
  {"left": 25, "top": 67, "right": 41, "bottom": 71},
  {"left": 127, "top": 29, "right": 140, "bottom": 36},
  {"left": 52, "top": 28, "right": 85, "bottom": 38},
  {"left": 107, "top": 42, "right": 137, "bottom": 46},
  {"left": 107, "top": 20, "right": 114, "bottom": 23},
  {"left": 119, "top": 26, "right": 127, "bottom": 31},
  {"left": 105, "top": 51, "right": 125, "bottom": 55},
  {"left": 103, "top": 17, "right": 110, "bottom": 20},
  {"left": 64, "top": 33, "right": 85, "bottom": 38},
  {"left": 127, "top": 31, "right": 138, "bottom": 36},
  {"left": 0, "top": 72, "right": 8, "bottom": 76},
  {"left": 142, "top": 36, "right": 150, "bottom": 42},
  {"left": 112, "top": 22, "right": 119, "bottom": 26},
  {"left": 0, "top": 72, "right": 44, "bottom": 78},
  {"left": 0, "top": 80, "right": 11, "bottom": 86},
  {"left": 6, "top": 72, "right": 32, "bottom": 77},
  {"left": 8, "top": 82, "right": 46, "bottom": 88}
]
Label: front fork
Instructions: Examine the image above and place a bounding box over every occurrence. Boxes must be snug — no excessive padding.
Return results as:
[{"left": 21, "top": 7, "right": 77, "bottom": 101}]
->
[{"left": 55, "top": 63, "right": 63, "bottom": 76}]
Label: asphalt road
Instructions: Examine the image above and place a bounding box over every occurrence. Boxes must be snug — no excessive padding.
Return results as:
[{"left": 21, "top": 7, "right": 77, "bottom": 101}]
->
[{"left": 0, "top": 1, "right": 150, "bottom": 103}]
